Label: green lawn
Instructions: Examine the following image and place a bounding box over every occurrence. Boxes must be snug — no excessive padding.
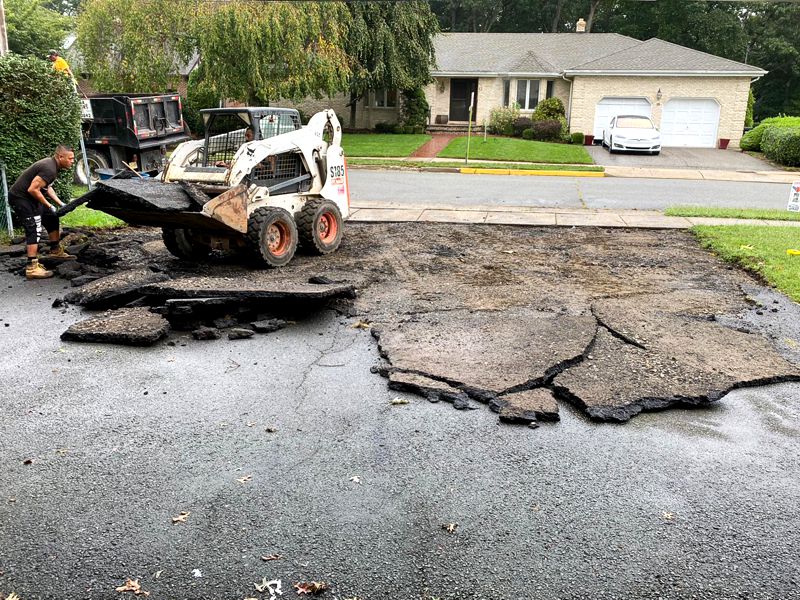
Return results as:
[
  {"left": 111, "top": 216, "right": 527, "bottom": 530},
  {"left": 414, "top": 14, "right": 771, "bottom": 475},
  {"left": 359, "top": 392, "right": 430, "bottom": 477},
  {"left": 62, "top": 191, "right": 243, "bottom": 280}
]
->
[
  {"left": 60, "top": 205, "right": 125, "bottom": 228},
  {"left": 342, "top": 134, "right": 431, "bottom": 157},
  {"left": 666, "top": 205, "right": 800, "bottom": 222},
  {"left": 438, "top": 137, "right": 594, "bottom": 164},
  {"left": 348, "top": 158, "right": 604, "bottom": 172},
  {"left": 693, "top": 225, "right": 800, "bottom": 302}
]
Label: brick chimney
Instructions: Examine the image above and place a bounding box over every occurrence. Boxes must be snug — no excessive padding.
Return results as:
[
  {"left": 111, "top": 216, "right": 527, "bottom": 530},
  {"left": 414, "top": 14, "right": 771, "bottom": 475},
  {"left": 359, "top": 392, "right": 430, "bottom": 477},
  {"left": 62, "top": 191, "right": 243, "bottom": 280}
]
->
[{"left": 576, "top": 18, "right": 586, "bottom": 33}]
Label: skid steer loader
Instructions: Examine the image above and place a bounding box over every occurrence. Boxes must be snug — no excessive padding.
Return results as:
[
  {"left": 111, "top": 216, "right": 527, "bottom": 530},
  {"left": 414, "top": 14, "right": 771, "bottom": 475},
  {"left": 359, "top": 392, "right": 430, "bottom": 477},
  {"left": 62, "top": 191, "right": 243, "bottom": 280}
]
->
[{"left": 70, "top": 107, "right": 349, "bottom": 267}]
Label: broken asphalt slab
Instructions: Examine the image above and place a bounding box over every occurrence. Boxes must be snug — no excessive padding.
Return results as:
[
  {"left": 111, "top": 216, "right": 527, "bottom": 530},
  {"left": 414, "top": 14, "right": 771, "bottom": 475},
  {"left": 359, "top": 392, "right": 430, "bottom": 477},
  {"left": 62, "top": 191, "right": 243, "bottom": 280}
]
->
[
  {"left": 63, "top": 268, "right": 169, "bottom": 309},
  {"left": 61, "top": 307, "right": 169, "bottom": 346},
  {"left": 140, "top": 277, "right": 356, "bottom": 301}
]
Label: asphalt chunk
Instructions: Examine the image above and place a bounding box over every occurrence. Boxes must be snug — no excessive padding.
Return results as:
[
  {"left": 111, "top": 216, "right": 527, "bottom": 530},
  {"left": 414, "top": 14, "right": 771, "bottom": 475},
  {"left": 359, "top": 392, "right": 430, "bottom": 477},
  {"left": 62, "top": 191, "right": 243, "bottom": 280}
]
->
[
  {"left": 61, "top": 307, "right": 169, "bottom": 346},
  {"left": 141, "top": 277, "right": 356, "bottom": 301},
  {"left": 64, "top": 268, "right": 169, "bottom": 309},
  {"left": 491, "top": 389, "right": 560, "bottom": 423}
]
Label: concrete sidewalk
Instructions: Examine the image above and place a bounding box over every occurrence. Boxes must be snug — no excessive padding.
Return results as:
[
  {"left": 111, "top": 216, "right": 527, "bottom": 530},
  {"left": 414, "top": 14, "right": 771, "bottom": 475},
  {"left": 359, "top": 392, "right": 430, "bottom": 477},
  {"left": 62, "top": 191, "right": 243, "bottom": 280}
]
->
[
  {"left": 604, "top": 165, "right": 799, "bottom": 184},
  {"left": 349, "top": 201, "right": 800, "bottom": 229}
]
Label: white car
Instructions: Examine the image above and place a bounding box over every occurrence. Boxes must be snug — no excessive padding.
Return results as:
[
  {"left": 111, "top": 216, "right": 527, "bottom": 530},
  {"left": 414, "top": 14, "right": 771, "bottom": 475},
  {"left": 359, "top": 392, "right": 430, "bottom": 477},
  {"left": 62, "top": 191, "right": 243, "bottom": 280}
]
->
[{"left": 602, "top": 115, "right": 661, "bottom": 155}]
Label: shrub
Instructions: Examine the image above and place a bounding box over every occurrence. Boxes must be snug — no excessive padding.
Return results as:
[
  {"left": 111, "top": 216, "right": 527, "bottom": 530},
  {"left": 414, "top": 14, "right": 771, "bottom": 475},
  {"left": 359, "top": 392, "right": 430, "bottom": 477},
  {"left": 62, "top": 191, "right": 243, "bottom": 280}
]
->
[
  {"left": 413, "top": 126, "right": 425, "bottom": 134},
  {"left": 762, "top": 126, "right": 800, "bottom": 167},
  {"left": 512, "top": 117, "right": 532, "bottom": 138},
  {"left": 0, "top": 54, "right": 81, "bottom": 205},
  {"left": 531, "top": 97, "right": 566, "bottom": 121},
  {"left": 571, "top": 132, "right": 585, "bottom": 145},
  {"left": 521, "top": 128, "right": 534, "bottom": 140},
  {"left": 391, "top": 124, "right": 404, "bottom": 134},
  {"left": 740, "top": 115, "right": 800, "bottom": 151},
  {"left": 557, "top": 115, "right": 569, "bottom": 140},
  {"left": 374, "top": 121, "right": 396, "bottom": 133},
  {"left": 532, "top": 119, "right": 563, "bottom": 142},
  {"left": 400, "top": 88, "right": 429, "bottom": 129},
  {"left": 745, "top": 89, "right": 755, "bottom": 129},
  {"left": 489, "top": 103, "right": 520, "bottom": 136},
  {"left": 402, "top": 125, "right": 415, "bottom": 134}
]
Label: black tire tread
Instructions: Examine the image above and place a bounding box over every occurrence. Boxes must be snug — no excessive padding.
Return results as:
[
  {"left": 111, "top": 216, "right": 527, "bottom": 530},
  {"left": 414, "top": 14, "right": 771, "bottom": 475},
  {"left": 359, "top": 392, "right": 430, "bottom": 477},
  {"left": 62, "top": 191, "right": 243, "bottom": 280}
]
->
[
  {"left": 246, "top": 207, "right": 298, "bottom": 267},
  {"left": 296, "top": 198, "right": 343, "bottom": 255}
]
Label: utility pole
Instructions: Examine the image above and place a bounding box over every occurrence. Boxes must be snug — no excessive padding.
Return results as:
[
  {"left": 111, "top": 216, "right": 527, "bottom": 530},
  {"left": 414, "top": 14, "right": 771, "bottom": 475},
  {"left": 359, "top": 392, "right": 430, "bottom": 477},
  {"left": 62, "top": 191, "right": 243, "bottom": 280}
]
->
[{"left": 0, "top": 0, "right": 9, "bottom": 56}]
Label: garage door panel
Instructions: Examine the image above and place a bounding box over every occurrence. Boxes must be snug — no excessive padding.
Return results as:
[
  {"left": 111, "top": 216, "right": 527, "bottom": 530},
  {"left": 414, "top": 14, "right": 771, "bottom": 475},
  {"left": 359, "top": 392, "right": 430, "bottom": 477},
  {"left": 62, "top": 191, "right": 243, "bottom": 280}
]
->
[
  {"left": 661, "top": 99, "right": 720, "bottom": 148},
  {"left": 593, "top": 97, "right": 651, "bottom": 139}
]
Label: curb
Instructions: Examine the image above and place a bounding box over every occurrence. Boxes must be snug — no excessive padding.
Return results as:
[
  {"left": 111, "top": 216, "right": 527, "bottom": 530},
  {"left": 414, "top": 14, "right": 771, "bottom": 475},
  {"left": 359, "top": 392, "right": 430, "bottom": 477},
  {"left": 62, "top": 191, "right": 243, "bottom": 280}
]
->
[{"left": 460, "top": 168, "right": 604, "bottom": 178}]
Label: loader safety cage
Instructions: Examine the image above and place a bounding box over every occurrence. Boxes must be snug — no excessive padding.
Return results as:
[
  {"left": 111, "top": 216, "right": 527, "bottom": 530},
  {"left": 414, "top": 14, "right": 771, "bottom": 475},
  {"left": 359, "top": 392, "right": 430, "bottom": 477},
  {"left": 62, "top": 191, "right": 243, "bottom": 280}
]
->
[{"left": 199, "top": 107, "right": 302, "bottom": 168}]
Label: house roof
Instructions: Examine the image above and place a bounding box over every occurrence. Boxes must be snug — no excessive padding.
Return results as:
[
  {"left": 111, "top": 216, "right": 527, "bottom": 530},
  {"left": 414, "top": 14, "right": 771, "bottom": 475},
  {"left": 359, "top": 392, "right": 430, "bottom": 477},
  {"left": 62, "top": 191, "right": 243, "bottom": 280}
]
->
[
  {"left": 566, "top": 38, "right": 765, "bottom": 75},
  {"left": 432, "top": 33, "right": 766, "bottom": 77}
]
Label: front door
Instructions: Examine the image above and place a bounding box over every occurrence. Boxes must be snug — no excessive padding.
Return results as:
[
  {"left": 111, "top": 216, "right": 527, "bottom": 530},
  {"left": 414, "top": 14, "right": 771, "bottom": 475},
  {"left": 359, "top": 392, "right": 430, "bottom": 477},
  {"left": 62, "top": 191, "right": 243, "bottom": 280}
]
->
[{"left": 449, "top": 79, "right": 478, "bottom": 122}]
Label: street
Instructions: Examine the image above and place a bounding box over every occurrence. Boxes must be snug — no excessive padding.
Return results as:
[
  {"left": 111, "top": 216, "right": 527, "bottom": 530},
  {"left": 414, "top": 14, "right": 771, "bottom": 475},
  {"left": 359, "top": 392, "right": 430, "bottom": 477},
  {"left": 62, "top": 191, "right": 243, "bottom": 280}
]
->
[{"left": 349, "top": 170, "right": 792, "bottom": 211}]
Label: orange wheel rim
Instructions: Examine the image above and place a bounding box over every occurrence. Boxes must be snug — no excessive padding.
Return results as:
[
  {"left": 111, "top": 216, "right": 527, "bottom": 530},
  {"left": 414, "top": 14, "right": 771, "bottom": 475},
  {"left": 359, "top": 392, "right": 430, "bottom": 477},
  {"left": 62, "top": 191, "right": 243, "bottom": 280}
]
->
[
  {"left": 267, "top": 222, "right": 290, "bottom": 256},
  {"left": 317, "top": 212, "right": 338, "bottom": 244}
]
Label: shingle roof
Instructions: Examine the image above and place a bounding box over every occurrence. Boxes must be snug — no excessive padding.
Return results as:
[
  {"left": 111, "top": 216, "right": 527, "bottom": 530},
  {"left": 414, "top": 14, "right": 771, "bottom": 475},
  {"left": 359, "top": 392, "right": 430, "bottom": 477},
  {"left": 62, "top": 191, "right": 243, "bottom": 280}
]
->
[
  {"left": 566, "top": 38, "right": 765, "bottom": 74},
  {"left": 432, "top": 33, "right": 766, "bottom": 76}
]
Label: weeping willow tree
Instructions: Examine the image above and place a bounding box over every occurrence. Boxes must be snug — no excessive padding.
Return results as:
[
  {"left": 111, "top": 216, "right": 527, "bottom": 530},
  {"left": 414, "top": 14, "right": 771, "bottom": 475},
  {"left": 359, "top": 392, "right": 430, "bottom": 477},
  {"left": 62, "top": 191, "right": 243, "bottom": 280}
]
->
[
  {"left": 194, "top": 1, "right": 352, "bottom": 105},
  {"left": 346, "top": 0, "right": 439, "bottom": 127},
  {"left": 77, "top": 0, "right": 196, "bottom": 91},
  {"left": 77, "top": 0, "right": 351, "bottom": 100}
]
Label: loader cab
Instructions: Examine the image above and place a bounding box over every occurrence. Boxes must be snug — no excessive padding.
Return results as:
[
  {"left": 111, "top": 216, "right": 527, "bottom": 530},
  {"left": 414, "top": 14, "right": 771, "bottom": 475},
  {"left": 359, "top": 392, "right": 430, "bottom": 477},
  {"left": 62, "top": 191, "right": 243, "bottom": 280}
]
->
[{"left": 199, "top": 107, "right": 302, "bottom": 168}]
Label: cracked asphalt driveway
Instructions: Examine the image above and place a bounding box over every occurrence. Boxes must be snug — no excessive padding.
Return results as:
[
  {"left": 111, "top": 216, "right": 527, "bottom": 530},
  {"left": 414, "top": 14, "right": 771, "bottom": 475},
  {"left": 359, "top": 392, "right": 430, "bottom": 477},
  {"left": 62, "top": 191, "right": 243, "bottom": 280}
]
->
[{"left": 2, "top": 223, "right": 800, "bottom": 598}]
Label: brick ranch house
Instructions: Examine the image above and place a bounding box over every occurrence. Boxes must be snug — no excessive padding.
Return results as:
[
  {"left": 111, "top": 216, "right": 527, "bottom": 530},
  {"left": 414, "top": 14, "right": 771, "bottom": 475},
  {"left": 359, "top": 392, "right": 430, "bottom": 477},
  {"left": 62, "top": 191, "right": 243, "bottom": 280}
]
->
[{"left": 292, "top": 30, "right": 765, "bottom": 149}]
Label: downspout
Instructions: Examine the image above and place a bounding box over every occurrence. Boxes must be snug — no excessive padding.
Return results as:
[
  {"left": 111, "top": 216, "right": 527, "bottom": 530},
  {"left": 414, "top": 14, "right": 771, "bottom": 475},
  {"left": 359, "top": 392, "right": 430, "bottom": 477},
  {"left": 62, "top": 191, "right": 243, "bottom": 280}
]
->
[{"left": 562, "top": 72, "right": 574, "bottom": 129}]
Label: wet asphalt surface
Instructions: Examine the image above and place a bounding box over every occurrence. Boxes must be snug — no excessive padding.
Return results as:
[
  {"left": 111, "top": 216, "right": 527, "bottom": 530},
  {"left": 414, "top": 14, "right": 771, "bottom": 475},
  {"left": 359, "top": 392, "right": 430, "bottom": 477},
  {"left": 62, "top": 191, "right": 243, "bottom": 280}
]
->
[{"left": 2, "top": 272, "right": 800, "bottom": 600}]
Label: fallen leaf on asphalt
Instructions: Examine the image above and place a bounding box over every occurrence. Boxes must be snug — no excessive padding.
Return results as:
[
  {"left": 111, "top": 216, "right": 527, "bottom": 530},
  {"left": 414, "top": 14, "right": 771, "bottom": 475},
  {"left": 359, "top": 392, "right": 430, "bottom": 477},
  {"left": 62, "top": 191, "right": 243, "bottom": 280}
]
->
[
  {"left": 352, "top": 320, "right": 371, "bottom": 330},
  {"left": 441, "top": 523, "right": 458, "bottom": 534},
  {"left": 55, "top": 448, "right": 68, "bottom": 456},
  {"left": 390, "top": 397, "right": 409, "bottom": 405},
  {"left": 115, "top": 578, "right": 150, "bottom": 596},
  {"left": 349, "top": 476, "right": 361, "bottom": 484},
  {"left": 254, "top": 578, "right": 270, "bottom": 593},
  {"left": 784, "top": 338, "right": 798, "bottom": 349},
  {"left": 237, "top": 475, "right": 253, "bottom": 484},
  {"left": 7, "top": 497, "right": 17, "bottom": 503},
  {"left": 172, "top": 511, "right": 190, "bottom": 524},
  {"left": 662, "top": 511, "right": 675, "bottom": 521},
  {"left": 265, "top": 427, "right": 279, "bottom": 433},
  {"left": 293, "top": 581, "right": 328, "bottom": 595},
  {"left": 254, "top": 578, "right": 283, "bottom": 594},
  {"left": 6, "top": 593, "right": 21, "bottom": 600},
  {"left": 154, "top": 570, "right": 162, "bottom": 579},
  {"left": 261, "top": 554, "right": 283, "bottom": 561},
  {"left": 501, "top": 250, "right": 515, "bottom": 254},
  {"left": 247, "top": 422, "right": 257, "bottom": 427},
  {"left": 225, "top": 359, "right": 241, "bottom": 373},
  {"left": 22, "top": 458, "right": 33, "bottom": 465}
]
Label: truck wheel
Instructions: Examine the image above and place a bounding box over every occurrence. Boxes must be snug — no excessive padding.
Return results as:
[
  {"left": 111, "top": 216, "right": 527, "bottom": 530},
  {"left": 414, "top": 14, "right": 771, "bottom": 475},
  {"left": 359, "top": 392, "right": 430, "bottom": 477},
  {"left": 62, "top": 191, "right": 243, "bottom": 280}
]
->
[
  {"left": 162, "top": 228, "right": 211, "bottom": 261},
  {"left": 74, "top": 149, "right": 110, "bottom": 185},
  {"left": 296, "top": 199, "right": 343, "bottom": 255},
  {"left": 247, "top": 207, "right": 298, "bottom": 267}
]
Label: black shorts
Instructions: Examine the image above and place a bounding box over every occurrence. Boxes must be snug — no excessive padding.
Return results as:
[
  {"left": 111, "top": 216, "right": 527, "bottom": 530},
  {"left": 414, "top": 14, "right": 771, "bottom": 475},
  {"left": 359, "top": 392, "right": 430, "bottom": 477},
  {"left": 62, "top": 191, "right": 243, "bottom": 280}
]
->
[{"left": 8, "top": 192, "right": 59, "bottom": 245}]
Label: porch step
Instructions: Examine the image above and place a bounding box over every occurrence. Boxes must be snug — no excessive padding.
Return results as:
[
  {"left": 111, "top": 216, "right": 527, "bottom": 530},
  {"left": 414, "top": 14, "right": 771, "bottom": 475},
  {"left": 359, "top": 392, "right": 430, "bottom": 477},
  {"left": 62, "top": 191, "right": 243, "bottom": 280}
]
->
[{"left": 427, "top": 124, "right": 485, "bottom": 134}]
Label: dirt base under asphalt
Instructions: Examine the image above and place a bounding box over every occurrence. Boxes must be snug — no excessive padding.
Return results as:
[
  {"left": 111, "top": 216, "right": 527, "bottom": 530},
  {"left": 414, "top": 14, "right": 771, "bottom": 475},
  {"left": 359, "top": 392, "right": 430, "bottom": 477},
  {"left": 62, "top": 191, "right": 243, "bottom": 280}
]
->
[{"left": 4, "top": 222, "right": 799, "bottom": 425}]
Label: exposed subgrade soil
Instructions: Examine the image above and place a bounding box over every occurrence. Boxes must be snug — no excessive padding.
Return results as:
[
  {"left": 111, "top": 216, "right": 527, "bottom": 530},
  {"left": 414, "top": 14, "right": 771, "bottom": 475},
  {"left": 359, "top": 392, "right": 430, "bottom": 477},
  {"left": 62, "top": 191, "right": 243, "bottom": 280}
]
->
[{"left": 3, "top": 222, "right": 800, "bottom": 426}]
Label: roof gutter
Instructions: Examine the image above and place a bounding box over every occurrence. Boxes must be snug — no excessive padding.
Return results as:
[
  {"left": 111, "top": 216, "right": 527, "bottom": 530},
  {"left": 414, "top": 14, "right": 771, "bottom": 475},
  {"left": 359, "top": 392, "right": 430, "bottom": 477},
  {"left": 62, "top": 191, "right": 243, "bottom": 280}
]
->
[
  {"left": 432, "top": 71, "right": 561, "bottom": 78},
  {"left": 564, "top": 69, "right": 767, "bottom": 77}
]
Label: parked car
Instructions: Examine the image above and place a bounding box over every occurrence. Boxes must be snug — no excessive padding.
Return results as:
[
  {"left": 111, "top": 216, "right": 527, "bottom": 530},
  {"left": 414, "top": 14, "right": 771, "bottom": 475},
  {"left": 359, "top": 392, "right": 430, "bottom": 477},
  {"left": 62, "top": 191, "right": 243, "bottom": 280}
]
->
[{"left": 602, "top": 115, "right": 661, "bottom": 155}]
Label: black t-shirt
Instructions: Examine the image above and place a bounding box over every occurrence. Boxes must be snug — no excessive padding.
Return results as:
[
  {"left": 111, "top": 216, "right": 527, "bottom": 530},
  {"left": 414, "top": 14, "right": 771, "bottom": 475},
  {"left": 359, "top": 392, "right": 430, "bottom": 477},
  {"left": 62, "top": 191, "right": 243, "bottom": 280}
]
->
[{"left": 10, "top": 157, "right": 58, "bottom": 198}]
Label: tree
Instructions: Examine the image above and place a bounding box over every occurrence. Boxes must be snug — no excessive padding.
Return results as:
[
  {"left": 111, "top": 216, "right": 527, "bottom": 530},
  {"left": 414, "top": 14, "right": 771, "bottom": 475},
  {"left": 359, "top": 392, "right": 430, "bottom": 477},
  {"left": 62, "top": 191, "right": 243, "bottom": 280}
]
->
[
  {"left": 5, "top": 0, "right": 72, "bottom": 58},
  {"left": 345, "top": 0, "right": 438, "bottom": 127},
  {"left": 77, "top": 0, "right": 195, "bottom": 92},
  {"left": 193, "top": 1, "right": 352, "bottom": 105}
]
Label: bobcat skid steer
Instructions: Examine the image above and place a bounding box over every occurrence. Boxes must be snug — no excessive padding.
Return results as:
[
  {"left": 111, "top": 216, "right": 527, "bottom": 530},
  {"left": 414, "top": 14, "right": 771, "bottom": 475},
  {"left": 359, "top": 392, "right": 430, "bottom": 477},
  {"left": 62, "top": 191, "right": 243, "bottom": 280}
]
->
[{"left": 78, "top": 107, "right": 350, "bottom": 267}]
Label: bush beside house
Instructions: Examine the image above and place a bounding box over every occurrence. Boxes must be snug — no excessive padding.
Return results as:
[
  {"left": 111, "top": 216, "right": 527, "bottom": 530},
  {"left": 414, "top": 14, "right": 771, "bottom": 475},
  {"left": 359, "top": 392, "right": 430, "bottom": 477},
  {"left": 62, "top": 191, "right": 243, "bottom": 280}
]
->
[
  {"left": 0, "top": 54, "right": 81, "bottom": 204},
  {"left": 762, "top": 127, "right": 800, "bottom": 167},
  {"left": 740, "top": 116, "right": 800, "bottom": 151}
]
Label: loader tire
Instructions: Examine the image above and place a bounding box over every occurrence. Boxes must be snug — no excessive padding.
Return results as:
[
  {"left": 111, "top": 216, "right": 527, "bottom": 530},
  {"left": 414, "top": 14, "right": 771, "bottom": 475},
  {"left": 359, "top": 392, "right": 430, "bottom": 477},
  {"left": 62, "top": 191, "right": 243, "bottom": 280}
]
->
[
  {"left": 247, "top": 207, "right": 298, "bottom": 268},
  {"left": 296, "top": 199, "right": 343, "bottom": 255},
  {"left": 162, "top": 228, "right": 211, "bottom": 261}
]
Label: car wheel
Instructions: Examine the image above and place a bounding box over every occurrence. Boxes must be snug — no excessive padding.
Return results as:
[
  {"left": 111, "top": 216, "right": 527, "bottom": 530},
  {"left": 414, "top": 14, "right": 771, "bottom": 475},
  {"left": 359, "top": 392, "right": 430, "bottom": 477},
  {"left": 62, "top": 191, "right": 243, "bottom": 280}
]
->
[{"left": 608, "top": 137, "right": 615, "bottom": 154}]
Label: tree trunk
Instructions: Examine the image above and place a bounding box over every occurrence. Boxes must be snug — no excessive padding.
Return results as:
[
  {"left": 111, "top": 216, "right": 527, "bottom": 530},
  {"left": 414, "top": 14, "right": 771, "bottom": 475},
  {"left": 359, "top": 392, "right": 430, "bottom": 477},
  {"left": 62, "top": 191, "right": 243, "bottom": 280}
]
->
[
  {"left": 586, "top": 0, "right": 603, "bottom": 32},
  {"left": 551, "top": 0, "right": 565, "bottom": 32},
  {"left": 349, "top": 91, "right": 359, "bottom": 129}
]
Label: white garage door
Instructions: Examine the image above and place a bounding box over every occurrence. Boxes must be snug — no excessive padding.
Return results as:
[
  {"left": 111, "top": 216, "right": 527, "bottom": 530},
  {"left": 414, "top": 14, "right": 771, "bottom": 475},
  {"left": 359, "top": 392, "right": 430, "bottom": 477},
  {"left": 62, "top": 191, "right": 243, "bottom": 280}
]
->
[
  {"left": 660, "top": 98, "right": 720, "bottom": 148},
  {"left": 593, "top": 97, "right": 651, "bottom": 139}
]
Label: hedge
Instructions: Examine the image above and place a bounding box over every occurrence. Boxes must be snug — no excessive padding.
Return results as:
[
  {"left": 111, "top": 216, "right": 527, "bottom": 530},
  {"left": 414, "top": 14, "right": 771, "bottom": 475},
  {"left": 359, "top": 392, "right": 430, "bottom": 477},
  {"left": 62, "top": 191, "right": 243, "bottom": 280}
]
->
[
  {"left": 761, "top": 127, "right": 800, "bottom": 167},
  {"left": 740, "top": 116, "right": 800, "bottom": 151},
  {"left": 0, "top": 54, "right": 81, "bottom": 204}
]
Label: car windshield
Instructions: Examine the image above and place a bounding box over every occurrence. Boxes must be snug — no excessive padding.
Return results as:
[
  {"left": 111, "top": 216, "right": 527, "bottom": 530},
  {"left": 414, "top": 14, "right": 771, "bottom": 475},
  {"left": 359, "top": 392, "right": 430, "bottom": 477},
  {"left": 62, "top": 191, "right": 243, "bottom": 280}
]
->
[{"left": 616, "top": 116, "right": 653, "bottom": 129}]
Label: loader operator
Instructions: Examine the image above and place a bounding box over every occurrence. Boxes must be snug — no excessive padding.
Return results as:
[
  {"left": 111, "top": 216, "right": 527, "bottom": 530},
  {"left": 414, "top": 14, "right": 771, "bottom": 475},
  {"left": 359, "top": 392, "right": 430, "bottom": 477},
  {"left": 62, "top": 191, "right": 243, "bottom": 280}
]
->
[{"left": 9, "top": 146, "right": 77, "bottom": 280}]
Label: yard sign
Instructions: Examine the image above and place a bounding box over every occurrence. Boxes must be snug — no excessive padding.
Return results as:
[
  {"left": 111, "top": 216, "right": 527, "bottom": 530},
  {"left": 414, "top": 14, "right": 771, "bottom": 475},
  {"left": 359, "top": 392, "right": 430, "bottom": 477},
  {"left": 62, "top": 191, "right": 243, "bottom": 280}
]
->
[{"left": 788, "top": 181, "right": 800, "bottom": 212}]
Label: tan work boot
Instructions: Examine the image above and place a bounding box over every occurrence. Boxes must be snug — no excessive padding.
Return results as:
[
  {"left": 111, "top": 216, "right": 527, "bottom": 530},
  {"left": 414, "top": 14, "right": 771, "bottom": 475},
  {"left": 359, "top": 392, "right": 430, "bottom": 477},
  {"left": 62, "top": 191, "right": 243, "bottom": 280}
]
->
[
  {"left": 46, "top": 245, "right": 77, "bottom": 260},
  {"left": 26, "top": 259, "right": 54, "bottom": 280}
]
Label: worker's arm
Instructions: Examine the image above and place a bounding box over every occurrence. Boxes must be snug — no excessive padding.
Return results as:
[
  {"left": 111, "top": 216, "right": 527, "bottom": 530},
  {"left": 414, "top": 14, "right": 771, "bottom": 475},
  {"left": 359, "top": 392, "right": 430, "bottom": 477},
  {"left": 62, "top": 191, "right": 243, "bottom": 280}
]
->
[
  {"left": 27, "top": 176, "right": 57, "bottom": 211},
  {"left": 46, "top": 185, "right": 64, "bottom": 206}
]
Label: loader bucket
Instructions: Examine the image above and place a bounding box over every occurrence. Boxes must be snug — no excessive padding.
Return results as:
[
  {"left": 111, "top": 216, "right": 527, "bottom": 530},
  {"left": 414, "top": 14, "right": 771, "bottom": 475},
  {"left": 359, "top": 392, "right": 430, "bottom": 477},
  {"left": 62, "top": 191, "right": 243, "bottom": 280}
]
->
[{"left": 84, "top": 179, "right": 248, "bottom": 234}]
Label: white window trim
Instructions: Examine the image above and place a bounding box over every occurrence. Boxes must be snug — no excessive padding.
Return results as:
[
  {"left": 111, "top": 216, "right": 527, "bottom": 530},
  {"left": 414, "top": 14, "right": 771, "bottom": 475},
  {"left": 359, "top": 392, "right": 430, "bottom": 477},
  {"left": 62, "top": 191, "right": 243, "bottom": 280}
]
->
[{"left": 516, "top": 79, "right": 542, "bottom": 111}]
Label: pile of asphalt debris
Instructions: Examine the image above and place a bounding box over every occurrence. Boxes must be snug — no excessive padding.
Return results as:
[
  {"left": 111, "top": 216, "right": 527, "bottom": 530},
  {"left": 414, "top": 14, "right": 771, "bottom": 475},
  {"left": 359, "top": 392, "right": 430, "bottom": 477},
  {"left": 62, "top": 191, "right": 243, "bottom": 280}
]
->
[{"left": 1, "top": 228, "right": 355, "bottom": 346}]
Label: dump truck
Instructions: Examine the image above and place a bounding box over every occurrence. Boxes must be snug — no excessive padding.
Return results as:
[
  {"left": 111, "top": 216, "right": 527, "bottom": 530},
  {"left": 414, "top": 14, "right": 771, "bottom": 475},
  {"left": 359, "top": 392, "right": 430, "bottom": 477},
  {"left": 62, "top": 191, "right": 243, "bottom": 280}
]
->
[
  {"left": 65, "top": 107, "right": 349, "bottom": 268},
  {"left": 76, "top": 93, "right": 190, "bottom": 184}
]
